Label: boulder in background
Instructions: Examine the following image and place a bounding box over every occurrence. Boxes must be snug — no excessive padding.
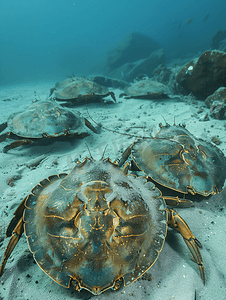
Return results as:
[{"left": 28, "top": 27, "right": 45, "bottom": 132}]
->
[
  {"left": 108, "top": 49, "right": 166, "bottom": 82},
  {"left": 176, "top": 50, "right": 226, "bottom": 99},
  {"left": 106, "top": 32, "right": 161, "bottom": 72}
]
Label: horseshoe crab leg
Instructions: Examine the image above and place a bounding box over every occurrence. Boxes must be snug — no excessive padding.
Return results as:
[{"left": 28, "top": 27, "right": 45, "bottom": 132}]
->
[
  {"left": 3, "top": 139, "right": 33, "bottom": 153},
  {"left": 0, "top": 198, "right": 26, "bottom": 276},
  {"left": 167, "top": 209, "right": 205, "bottom": 284},
  {"left": 164, "top": 196, "right": 194, "bottom": 208},
  {"left": 0, "top": 122, "right": 7, "bottom": 133}
]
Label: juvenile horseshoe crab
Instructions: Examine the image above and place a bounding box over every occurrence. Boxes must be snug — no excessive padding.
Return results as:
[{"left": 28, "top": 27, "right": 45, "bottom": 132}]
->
[
  {"left": 52, "top": 76, "right": 116, "bottom": 105},
  {"left": 0, "top": 156, "right": 204, "bottom": 295},
  {"left": 118, "top": 123, "right": 226, "bottom": 202},
  {"left": 0, "top": 100, "right": 97, "bottom": 153}
]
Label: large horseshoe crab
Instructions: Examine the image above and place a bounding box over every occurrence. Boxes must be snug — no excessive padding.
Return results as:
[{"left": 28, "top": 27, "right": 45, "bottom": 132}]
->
[
  {"left": 119, "top": 79, "right": 171, "bottom": 100},
  {"left": 118, "top": 123, "right": 226, "bottom": 202},
  {"left": 52, "top": 76, "right": 116, "bottom": 105},
  {"left": 0, "top": 100, "right": 97, "bottom": 152},
  {"left": 0, "top": 156, "right": 204, "bottom": 295}
]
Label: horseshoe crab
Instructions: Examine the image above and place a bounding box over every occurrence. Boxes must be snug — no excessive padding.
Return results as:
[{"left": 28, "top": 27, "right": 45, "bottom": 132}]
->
[
  {"left": 118, "top": 123, "right": 226, "bottom": 201},
  {"left": 119, "top": 79, "right": 171, "bottom": 100},
  {"left": 0, "top": 101, "right": 97, "bottom": 153},
  {"left": 0, "top": 157, "right": 204, "bottom": 295},
  {"left": 52, "top": 77, "right": 116, "bottom": 105}
]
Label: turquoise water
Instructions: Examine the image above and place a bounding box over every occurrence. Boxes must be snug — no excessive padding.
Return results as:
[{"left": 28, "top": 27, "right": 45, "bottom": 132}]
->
[{"left": 1, "top": 0, "right": 226, "bottom": 85}]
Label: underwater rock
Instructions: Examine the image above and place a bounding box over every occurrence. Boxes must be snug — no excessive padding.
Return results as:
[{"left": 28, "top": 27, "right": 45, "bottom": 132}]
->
[
  {"left": 210, "top": 101, "right": 226, "bottom": 120},
  {"left": 211, "top": 136, "right": 222, "bottom": 145},
  {"left": 106, "top": 32, "right": 161, "bottom": 72},
  {"left": 205, "top": 87, "right": 226, "bottom": 108},
  {"left": 176, "top": 50, "right": 226, "bottom": 99},
  {"left": 108, "top": 49, "right": 166, "bottom": 82},
  {"left": 199, "top": 112, "right": 210, "bottom": 121},
  {"left": 219, "top": 38, "right": 226, "bottom": 53},
  {"left": 91, "top": 76, "right": 129, "bottom": 89},
  {"left": 155, "top": 63, "right": 182, "bottom": 93},
  {"left": 133, "top": 74, "right": 149, "bottom": 82},
  {"left": 6, "top": 174, "right": 22, "bottom": 187},
  {"left": 211, "top": 29, "right": 226, "bottom": 50},
  {"left": 152, "top": 64, "right": 172, "bottom": 85}
]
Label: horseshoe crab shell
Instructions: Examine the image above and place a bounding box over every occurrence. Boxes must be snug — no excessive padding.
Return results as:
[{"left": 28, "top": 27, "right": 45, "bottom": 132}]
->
[
  {"left": 0, "top": 100, "right": 97, "bottom": 152},
  {"left": 53, "top": 77, "right": 116, "bottom": 103},
  {"left": 0, "top": 158, "right": 167, "bottom": 295},
  {"left": 131, "top": 124, "right": 226, "bottom": 196},
  {"left": 121, "top": 79, "right": 171, "bottom": 99}
]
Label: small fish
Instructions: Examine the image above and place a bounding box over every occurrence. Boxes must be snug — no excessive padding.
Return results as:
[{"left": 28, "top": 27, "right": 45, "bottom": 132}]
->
[
  {"left": 185, "top": 18, "right": 194, "bottom": 26},
  {"left": 203, "top": 12, "right": 209, "bottom": 22},
  {"left": 178, "top": 21, "right": 182, "bottom": 30},
  {"left": 121, "top": 70, "right": 124, "bottom": 77}
]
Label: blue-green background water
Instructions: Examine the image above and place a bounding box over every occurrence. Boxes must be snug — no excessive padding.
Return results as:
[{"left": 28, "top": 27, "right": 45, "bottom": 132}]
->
[{"left": 1, "top": 0, "right": 226, "bottom": 85}]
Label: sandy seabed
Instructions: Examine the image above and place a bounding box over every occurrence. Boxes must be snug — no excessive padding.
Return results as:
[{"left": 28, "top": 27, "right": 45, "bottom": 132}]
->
[{"left": 0, "top": 81, "right": 225, "bottom": 300}]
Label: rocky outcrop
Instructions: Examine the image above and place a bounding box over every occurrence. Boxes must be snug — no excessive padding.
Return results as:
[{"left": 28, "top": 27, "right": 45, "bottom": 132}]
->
[
  {"left": 211, "top": 29, "right": 226, "bottom": 50},
  {"left": 176, "top": 50, "right": 226, "bottom": 99},
  {"left": 152, "top": 65, "right": 172, "bottom": 85},
  {"left": 108, "top": 49, "right": 166, "bottom": 82},
  {"left": 91, "top": 76, "right": 129, "bottom": 89},
  {"left": 204, "top": 87, "right": 226, "bottom": 120},
  {"left": 210, "top": 101, "right": 226, "bottom": 120},
  {"left": 219, "top": 38, "right": 226, "bottom": 53},
  {"left": 106, "top": 32, "right": 161, "bottom": 72},
  {"left": 205, "top": 87, "right": 226, "bottom": 108}
]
